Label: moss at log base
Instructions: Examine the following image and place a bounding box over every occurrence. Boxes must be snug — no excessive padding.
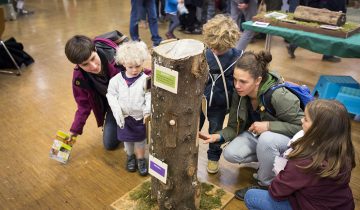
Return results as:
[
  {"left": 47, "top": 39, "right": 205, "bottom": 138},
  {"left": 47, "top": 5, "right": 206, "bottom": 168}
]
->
[
  {"left": 200, "top": 182, "right": 226, "bottom": 210},
  {"left": 128, "top": 181, "right": 227, "bottom": 210},
  {"left": 129, "top": 181, "right": 157, "bottom": 210},
  {"left": 253, "top": 12, "right": 359, "bottom": 33}
]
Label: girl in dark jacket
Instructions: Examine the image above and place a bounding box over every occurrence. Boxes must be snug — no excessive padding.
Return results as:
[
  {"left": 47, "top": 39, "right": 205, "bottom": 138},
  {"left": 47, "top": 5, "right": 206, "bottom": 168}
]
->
[{"left": 245, "top": 100, "right": 355, "bottom": 210}]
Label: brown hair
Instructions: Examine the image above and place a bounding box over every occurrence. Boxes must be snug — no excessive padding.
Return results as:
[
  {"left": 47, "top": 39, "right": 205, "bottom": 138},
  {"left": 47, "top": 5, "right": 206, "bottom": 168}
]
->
[
  {"left": 65, "top": 35, "right": 95, "bottom": 64},
  {"left": 288, "top": 100, "right": 356, "bottom": 180},
  {"left": 234, "top": 51, "right": 272, "bottom": 81},
  {"left": 202, "top": 14, "right": 240, "bottom": 52}
]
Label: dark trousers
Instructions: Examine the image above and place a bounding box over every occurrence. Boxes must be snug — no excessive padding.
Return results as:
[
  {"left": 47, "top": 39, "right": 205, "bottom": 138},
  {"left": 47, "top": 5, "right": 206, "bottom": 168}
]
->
[
  {"left": 179, "top": 4, "right": 199, "bottom": 31},
  {"left": 200, "top": 108, "right": 227, "bottom": 161},
  {"left": 103, "top": 110, "right": 121, "bottom": 150}
]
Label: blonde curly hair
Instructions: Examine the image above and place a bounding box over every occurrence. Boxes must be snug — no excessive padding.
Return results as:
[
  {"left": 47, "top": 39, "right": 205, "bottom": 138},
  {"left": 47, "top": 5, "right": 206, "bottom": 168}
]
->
[
  {"left": 202, "top": 14, "right": 240, "bottom": 52},
  {"left": 115, "top": 41, "right": 150, "bottom": 66}
]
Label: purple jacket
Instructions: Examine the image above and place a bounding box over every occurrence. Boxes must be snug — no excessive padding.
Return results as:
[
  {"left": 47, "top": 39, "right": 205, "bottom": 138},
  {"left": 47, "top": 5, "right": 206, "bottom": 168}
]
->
[
  {"left": 270, "top": 158, "right": 354, "bottom": 210},
  {"left": 70, "top": 62, "right": 121, "bottom": 135}
]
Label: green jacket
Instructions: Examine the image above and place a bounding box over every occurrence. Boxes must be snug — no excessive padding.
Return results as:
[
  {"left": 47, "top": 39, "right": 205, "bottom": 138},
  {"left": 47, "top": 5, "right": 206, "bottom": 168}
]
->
[{"left": 219, "top": 72, "right": 304, "bottom": 142}]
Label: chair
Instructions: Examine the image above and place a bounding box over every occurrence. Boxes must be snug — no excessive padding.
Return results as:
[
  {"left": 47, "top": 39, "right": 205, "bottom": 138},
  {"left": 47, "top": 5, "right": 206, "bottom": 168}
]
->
[{"left": 0, "top": 7, "right": 21, "bottom": 75}]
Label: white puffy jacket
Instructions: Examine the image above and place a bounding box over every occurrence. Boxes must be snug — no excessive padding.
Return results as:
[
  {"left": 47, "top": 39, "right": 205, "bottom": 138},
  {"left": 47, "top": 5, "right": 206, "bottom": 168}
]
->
[{"left": 106, "top": 72, "right": 151, "bottom": 128}]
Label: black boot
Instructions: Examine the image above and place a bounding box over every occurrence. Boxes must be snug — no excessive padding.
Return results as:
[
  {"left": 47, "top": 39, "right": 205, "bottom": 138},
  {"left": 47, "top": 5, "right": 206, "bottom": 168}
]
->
[
  {"left": 322, "top": 55, "right": 341, "bottom": 63},
  {"left": 286, "top": 44, "right": 297, "bottom": 59},
  {"left": 126, "top": 154, "right": 137, "bottom": 172},
  {"left": 137, "top": 158, "right": 148, "bottom": 176}
]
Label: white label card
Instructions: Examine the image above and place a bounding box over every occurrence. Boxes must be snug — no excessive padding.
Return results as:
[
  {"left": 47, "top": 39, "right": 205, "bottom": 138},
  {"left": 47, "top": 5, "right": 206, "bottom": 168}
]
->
[
  {"left": 253, "top": 21, "right": 270, "bottom": 28},
  {"left": 149, "top": 154, "right": 168, "bottom": 184},
  {"left": 154, "top": 64, "right": 179, "bottom": 94}
]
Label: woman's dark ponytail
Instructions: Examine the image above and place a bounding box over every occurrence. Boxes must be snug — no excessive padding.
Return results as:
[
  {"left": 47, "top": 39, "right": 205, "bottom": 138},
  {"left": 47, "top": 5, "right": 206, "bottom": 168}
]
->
[
  {"left": 255, "top": 51, "right": 272, "bottom": 79},
  {"left": 235, "top": 50, "right": 272, "bottom": 81}
]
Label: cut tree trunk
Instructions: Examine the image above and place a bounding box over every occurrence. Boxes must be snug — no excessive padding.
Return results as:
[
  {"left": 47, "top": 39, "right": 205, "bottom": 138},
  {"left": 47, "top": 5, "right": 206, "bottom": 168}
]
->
[
  {"left": 150, "top": 39, "right": 208, "bottom": 210},
  {"left": 294, "top": 6, "right": 346, "bottom": 26}
]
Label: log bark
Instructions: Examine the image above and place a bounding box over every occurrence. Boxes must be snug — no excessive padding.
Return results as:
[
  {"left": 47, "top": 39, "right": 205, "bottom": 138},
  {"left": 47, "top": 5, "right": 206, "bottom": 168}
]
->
[
  {"left": 294, "top": 6, "right": 346, "bottom": 26},
  {"left": 150, "top": 39, "right": 208, "bottom": 210}
]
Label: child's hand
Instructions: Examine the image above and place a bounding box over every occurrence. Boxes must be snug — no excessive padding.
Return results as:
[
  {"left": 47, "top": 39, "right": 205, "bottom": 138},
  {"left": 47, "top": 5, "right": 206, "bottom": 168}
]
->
[
  {"left": 115, "top": 115, "right": 125, "bottom": 129},
  {"left": 198, "top": 132, "right": 220, "bottom": 144},
  {"left": 143, "top": 114, "right": 150, "bottom": 124}
]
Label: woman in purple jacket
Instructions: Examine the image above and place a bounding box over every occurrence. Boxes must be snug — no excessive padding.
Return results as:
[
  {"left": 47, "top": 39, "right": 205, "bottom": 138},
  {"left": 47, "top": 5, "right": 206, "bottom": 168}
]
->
[
  {"left": 64, "top": 35, "right": 125, "bottom": 150},
  {"left": 244, "top": 99, "right": 355, "bottom": 210}
]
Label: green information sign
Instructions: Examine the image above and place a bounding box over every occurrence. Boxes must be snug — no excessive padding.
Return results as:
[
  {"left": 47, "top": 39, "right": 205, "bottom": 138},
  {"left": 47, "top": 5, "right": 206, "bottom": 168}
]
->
[
  {"left": 155, "top": 69, "right": 176, "bottom": 88},
  {"left": 154, "top": 64, "right": 178, "bottom": 94}
]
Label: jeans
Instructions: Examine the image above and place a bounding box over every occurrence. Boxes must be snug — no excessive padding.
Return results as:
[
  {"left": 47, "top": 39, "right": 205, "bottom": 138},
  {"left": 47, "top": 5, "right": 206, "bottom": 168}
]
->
[
  {"left": 245, "top": 189, "right": 292, "bottom": 210},
  {"left": 223, "top": 131, "right": 290, "bottom": 186},
  {"left": 200, "top": 108, "right": 227, "bottom": 161},
  {"left": 103, "top": 110, "right": 120, "bottom": 150},
  {"left": 130, "top": 0, "right": 162, "bottom": 46}
]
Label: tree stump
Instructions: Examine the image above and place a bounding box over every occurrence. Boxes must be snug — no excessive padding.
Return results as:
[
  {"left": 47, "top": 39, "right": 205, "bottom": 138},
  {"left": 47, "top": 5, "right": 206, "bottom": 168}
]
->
[
  {"left": 294, "top": 6, "right": 346, "bottom": 26},
  {"left": 150, "top": 39, "right": 208, "bottom": 210}
]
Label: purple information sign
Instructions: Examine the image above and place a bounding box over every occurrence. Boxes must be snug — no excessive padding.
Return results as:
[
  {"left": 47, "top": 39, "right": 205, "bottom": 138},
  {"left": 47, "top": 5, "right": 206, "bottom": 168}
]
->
[{"left": 150, "top": 160, "right": 165, "bottom": 177}]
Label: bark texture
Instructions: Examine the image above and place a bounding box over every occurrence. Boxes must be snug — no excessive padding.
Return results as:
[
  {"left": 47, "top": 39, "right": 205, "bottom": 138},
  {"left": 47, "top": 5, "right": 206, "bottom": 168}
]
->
[{"left": 150, "top": 39, "right": 208, "bottom": 210}]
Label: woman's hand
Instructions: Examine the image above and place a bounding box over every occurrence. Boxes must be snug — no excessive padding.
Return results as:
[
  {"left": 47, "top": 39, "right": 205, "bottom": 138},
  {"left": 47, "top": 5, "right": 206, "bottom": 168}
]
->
[
  {"left": 248, "top": 121, "right": 269, "bottom": 135},
  {"left": 198, "top": 132, "right": 220, "bottom": 144},
  {"left": 67, "top": 132, "right": 77, "bottom": 146}
]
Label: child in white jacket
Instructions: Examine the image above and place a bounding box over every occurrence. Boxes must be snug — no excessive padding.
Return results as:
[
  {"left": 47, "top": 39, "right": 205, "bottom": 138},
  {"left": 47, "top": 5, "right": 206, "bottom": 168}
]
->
[{"left": 106, "top": 41, "right": 151, "bottom": 176}]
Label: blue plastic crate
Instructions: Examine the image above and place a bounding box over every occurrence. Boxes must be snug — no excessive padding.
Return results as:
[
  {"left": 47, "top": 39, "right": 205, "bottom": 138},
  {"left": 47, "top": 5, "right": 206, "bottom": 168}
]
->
[
  {"left": 312, "top": 75, "right": 359, "bottom": 99},
  {"left": 335, "top": 86, "right": 360, "bottom": 115}
]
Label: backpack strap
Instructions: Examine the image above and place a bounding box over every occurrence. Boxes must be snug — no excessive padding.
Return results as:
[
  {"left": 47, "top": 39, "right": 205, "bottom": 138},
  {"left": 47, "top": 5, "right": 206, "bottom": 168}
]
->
[
  {"left": 93, "top": 38, "right": 118, "bottom": 49},
  {"left": 261, "top": 83, "right": 284, "bottom": 116},
  {"left": 212, "top": 52, "right": 230, "bottom": 110},
  {"left": 211, "top": 50, "right": 244, "bottom": 110}
]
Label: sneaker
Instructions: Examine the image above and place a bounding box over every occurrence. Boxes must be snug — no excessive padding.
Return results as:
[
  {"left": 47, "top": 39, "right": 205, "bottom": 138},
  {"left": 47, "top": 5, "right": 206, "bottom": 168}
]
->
[
  {"left": 207, "top": 160, "right": 219, "bottom": 174},
  {"left": 178, "top": 26, "right": 186, "bottom": 32},
  {"left": 183, "top": 27, "right": 202, "bottom": 35},
  {"left": 18, "top": 9, "right": 35, "bottom": 16},
  {"left": 239, "top": 162, "right": 259, "bottom": 169},
  {"left": 322, "top": 55, "right": 341, "bottom": 63},
  {"left": 234, "top": 185, "right": 268, "bottom": 200},
  {"left": 126, "top": 154, "right": 137, "bottom": 172},
  {"left": 137, "top": 158, "right": 148, "bottom": 176},
  {"left": 165, "top": 32, "right": 177, "bottom": 39}
]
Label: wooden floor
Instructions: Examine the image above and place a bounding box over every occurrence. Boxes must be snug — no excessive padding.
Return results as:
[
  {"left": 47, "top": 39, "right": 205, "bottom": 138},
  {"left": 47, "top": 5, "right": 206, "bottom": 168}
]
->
[{"left": 0, "top": 0, "right": 359, "bottom": 209}]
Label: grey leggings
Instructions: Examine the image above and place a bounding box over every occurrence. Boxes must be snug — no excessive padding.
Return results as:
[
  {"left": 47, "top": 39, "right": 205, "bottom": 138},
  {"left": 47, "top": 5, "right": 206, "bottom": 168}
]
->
[
  {"left": 124, "top": 140, "right": 146, "bottom": 156},
  {"left": 167, "top": 13, "right": 180, "bottom": 33},
  {"left": 231, "top": 0, "right": 258, "bottom": 51},
  {"left": 223, "top": 131, "right": 290, "bottom": 186}
]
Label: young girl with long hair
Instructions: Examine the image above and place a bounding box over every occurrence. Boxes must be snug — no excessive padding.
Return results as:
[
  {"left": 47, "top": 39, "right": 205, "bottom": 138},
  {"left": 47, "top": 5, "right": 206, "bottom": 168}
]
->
[{"left": 245, "top": 99, "right": 356, "bottom": 210}]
